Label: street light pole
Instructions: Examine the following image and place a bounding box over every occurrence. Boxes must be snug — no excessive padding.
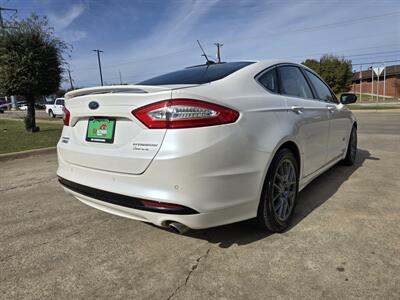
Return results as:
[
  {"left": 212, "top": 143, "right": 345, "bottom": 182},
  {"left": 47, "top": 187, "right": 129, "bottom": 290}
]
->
[{"left": 92, "top": 49, "right": 104, "bottom": 86}]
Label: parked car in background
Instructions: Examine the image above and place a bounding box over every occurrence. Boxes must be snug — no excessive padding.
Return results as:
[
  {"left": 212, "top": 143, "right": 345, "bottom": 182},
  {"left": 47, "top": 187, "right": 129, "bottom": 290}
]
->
[
  {"left": 35, "top": 101, "right": 47, "bottom": 110},
  {"left": 17, "top": 102, "right": 28, "bottom": 110},
  {"left": 57, "top": 60, "right": 358, "bottom": 234},
  {"left": 45, "top": 98, "right": 65, "bottom": 118},
  {"left": 0, "top": 99, "right": 11, "bottom": 113}
]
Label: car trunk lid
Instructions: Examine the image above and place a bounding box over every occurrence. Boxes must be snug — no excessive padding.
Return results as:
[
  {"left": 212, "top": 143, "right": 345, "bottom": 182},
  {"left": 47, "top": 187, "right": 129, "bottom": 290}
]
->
[{"left": 59, "top": 85, "right": 189, "bottom": 175}]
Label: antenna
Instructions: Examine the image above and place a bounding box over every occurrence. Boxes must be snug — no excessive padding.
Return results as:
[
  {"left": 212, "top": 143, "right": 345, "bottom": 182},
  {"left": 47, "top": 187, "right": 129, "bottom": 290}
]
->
[{"left": 197, "top": 40, "right": 214, "bottom": 65}]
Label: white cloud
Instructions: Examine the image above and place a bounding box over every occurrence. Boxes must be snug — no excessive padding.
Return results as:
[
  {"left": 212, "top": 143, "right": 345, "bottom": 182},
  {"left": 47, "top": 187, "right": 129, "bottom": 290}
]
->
[
  {"left": 61, "top": 29, "right": 87, "bottom": 42},
  {"left": 48, "top": 3, "right": 86, "bottom": 31},
  {"left": 48, "top": 3, "right": 87, "bottom": 43}
]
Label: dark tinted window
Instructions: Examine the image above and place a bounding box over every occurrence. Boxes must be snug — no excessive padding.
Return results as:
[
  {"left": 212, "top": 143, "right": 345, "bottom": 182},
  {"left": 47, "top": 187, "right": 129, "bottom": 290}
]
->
[
  {"left": 56, "top": 99, "right": 65, "bottom": 106},
  {"left": 138, "top": 62, "right": 254, "bottom": 85},
  {"left": 278, "top": 66, "right": 313, "bottom": 99},
  {"left": 258, "top": 68, "right": 278, "bottom": 93},
  {"left": 304, "top": 70, "right": 336, "bottom": 103}
]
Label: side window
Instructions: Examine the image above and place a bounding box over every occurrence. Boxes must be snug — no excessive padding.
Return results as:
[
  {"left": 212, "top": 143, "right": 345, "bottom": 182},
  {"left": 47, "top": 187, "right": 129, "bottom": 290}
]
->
[
  {"left": 258, "top": 68, "right": 278, "bottom": 93},
  {"left": 304, "top": 70, "right": 337, "bottom": 103},
  {"left": 56, "top": 99, "right": 65, "bottom": 106},
  {"left": 278, "top": 66, "right": 313, "bottom": 99}
]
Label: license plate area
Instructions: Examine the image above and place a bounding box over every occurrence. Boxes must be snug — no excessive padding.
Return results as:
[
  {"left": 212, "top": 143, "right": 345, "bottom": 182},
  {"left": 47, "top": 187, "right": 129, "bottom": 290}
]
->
[{"left": 86, "top": 117, "right": 116, "bottom": 144}]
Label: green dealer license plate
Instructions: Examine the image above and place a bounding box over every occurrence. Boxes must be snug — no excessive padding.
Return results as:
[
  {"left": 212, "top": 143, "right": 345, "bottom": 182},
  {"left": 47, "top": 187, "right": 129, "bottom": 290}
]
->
[{"left": 86, "top": 117, "right": 116, "bottom": 143}]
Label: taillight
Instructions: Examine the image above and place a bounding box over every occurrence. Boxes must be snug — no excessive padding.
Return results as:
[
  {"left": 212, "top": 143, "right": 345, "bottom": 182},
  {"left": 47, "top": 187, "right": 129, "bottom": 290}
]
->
[
  {"left": 132, "top": 99, "right": 239, "bottom": 129},
  {"left": 63, "top": 107, "right": 70, "bottom": 126}
]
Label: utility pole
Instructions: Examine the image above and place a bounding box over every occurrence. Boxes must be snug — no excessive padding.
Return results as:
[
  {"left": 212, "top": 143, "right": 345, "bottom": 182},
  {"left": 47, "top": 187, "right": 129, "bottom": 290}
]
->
[
  {"left": 371, "top": 66, "right": 374, "bottom": 101},
  {"left": 359, "top": 65, "right": 362, "bottom": 103},
  {"left": 119, "top": 70, "right": 122, "bottom": 85},
  {"left": 214, "top": 42, "right": 223, "bottom": 63},
  {"left": 0, "top": 7, "right": 17, "bottom": 29},
  {"left": 92, "top": 49, "right": 104, "bottom": 86},
  {"left": 383, "top": 62, "right": 386, "bottom": 98},
  {"left": 67, "top": 70, "right": 74, "bottom": 90},
  {"left": 377, "top": 67, "right": 380, "bottom": 103}
]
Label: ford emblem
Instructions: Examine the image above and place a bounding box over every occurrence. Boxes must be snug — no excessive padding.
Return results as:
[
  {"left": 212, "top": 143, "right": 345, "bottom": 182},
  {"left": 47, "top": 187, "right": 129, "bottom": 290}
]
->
[{"left": 88, "top": 101, "right": 99, "bottom": 110}]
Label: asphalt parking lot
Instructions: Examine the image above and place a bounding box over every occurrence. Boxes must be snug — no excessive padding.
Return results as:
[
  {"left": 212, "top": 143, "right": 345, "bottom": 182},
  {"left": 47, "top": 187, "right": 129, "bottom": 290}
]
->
[{"left": 1, "top": 111, "right": 399, "bottom": 299}]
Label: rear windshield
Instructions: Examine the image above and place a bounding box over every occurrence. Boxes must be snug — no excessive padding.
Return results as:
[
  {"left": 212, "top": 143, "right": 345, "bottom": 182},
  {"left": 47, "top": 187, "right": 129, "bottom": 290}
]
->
[{"left": 138, "top": 61, "right": 255, "bottom": 85}]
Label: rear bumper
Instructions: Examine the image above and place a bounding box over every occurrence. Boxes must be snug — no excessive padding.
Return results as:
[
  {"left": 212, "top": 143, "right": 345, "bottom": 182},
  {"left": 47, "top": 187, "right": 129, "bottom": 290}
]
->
[
  {"left": 58, "top": 177, "right": 198, "bottom": 215},
  {"left": 61, "top": 181, "right": 257, "bottom": 229}
]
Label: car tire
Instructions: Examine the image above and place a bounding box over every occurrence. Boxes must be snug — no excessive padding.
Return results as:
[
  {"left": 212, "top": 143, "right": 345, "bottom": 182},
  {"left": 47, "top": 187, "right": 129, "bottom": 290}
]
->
[
  {"left": 256, "top": 148, "right": 299, "bottom": 233},
  {"left": 342, "top": 126, "right": 357, "bottom": 166},
  {"left": 49, "top": 110, "right": 55, "bottom": 118}
]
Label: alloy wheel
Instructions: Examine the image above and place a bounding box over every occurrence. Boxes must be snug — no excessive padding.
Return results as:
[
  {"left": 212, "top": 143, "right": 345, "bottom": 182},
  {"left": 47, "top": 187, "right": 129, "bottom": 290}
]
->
[{"left": 272, "top": 159, "right": 297, "bottom": 222}]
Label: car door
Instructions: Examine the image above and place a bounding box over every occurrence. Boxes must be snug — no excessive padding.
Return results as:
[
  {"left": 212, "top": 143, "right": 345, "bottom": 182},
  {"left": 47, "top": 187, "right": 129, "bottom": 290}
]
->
[
  {"left": 277, "top": 65, "right": 330, "bottom": 177},
  {"left": 303, "top": 69, "right": 351, "bottom": 162}
]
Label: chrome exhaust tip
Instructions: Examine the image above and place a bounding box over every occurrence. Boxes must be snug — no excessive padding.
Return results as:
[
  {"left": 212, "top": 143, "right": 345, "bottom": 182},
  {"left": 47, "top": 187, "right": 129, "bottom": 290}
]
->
[{"left": 168, "top": 222, "right": 190, "bottom": 234}]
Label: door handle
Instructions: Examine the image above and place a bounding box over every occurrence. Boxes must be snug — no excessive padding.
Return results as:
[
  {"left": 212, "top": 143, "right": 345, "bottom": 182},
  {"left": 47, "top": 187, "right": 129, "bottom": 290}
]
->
[
  {"left": 291, "top": 105, "right": 304, "bottom": 114},
  {"left": 327, "top": 105, "right": 336, "bottom": 113}
]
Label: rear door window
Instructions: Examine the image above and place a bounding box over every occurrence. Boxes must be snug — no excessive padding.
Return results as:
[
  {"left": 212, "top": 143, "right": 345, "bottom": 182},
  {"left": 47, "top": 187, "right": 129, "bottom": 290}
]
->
[
  {"left": 257, "top": 68, "right": 279, "bottom": 93},
  {"left": 278, "top": 66, "right": 313, "bottom": 99}
]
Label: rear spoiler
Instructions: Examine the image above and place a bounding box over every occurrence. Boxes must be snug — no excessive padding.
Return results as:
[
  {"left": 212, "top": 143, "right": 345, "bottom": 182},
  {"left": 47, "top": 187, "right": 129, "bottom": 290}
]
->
[{"left": 64, "top": 85, "right": 171, "bottom": 100}]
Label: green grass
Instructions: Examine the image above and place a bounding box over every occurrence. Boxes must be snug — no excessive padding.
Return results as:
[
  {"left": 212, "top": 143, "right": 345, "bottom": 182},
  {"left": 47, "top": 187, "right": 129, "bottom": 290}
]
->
[
  {"left": 338, "top": 93, "right": 399, "bottom": 103},
  {"left": 348, "top": 104, "right": 400, "bottom": 110},
  {"left": 0, "top": 119, "right": 63, "bottom": 154}
]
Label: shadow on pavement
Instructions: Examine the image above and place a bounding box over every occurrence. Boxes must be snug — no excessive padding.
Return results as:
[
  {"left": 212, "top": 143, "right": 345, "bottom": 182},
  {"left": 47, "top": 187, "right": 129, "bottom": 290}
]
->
[{"left": 183, "top": 149, "right": 376, "bottom": 248}]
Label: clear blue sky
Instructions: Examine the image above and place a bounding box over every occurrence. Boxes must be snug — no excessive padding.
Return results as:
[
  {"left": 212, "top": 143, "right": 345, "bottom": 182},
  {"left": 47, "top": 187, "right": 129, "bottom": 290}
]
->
[{"left": 2, "top": 0, "right": 400, "bottom": 88}]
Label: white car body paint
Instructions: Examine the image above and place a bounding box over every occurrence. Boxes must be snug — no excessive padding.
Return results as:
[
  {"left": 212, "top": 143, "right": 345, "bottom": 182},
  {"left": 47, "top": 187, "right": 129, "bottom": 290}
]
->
[{"left": 57, "top": 60, "right": 356, "bottom": 229}]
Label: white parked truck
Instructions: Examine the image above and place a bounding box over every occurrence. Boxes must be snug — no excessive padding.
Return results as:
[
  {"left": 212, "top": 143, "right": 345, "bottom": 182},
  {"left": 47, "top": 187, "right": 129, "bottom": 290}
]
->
[{"left": 45, "top": 98, "right": 65, "bottom": 118}]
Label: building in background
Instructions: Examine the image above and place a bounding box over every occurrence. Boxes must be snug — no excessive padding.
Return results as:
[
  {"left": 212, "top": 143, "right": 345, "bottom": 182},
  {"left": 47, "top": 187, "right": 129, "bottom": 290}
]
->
[{"left": 351, "top": 65, "right": 400, "bottom": 99}]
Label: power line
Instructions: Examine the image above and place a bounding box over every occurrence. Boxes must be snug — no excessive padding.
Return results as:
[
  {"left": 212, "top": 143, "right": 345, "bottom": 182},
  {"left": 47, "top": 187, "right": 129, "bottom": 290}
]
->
[
  {"left": 71, "top": 43, "right": 399, "bottom": 73},
  {"left": 224, "top": 11, "right": 400, "bottom": 45},
  {"left": 280, "top": 49, "right": 399, "bottom": 61},
  {"left": 71, "top": 12, "right": 399, "bottom": 72},
  {"left": 92, "top": 49, "right": 104, "bottom": 86},
  {"left": 352, "top": 59, "right": 400, "bottom": 66}
]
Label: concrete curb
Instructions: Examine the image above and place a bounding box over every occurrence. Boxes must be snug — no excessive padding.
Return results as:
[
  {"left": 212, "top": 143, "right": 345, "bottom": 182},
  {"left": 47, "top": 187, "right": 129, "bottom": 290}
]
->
[
  {"left": 350, "top": 109, "right": 400, "bottom": 112},
  {"left": 0, "top": 147, "right": 56, "bottom": 162}
]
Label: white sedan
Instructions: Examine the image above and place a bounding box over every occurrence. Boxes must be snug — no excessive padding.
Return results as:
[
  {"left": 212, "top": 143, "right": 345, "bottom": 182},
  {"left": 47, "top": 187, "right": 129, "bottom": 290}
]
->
[{"left": 57, "top": 60, "right": 357, "bottom": 233}]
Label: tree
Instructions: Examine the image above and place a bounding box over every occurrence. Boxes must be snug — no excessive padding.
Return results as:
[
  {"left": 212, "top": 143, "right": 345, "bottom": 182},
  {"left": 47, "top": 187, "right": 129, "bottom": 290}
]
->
[
  {"left": 0, "top": 15, "right": 69, "bottom": 132},
  {"left": 302, "top": 54, "right": 353, "bottom": 94}
]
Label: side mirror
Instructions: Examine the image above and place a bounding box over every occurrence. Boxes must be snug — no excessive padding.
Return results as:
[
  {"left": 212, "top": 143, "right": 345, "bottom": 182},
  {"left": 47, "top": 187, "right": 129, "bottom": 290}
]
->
[{"left": 340, "top": 93, "right": 357, "bottom": 104}]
